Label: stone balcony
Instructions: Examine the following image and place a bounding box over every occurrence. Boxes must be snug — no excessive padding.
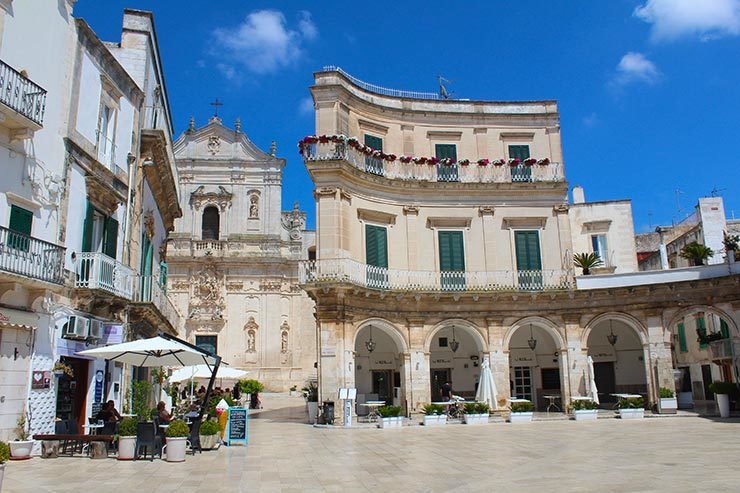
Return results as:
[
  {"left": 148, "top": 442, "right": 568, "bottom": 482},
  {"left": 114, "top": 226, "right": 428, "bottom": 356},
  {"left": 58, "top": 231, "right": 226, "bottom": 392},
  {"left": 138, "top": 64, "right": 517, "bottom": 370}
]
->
[
  {"left": 708, "top": 339, "right": 733, "bottom": 361},
  {"left": 299, "top": 258, "right": 573, "bottom": 292},
  {"left": 129, "top": 275, "right": 182, "bottom": 335},
  {"left": 0, "top": 226, "right": 65, "bottom": 285},
  {"left": 73, "top": 252, "right": 136, "bottom": 299},
  {"left": 0, "top": 58, "right": 46, "bottom": 139},
  {"left": 167, "top": 238, "right": 301, "bottom": 260}
]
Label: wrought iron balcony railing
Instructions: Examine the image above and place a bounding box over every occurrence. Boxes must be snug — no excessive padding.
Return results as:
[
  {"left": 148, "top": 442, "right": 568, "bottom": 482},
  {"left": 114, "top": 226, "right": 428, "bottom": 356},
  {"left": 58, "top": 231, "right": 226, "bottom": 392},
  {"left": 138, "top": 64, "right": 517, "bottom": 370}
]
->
[
  {"left": 74, "top": 252, "right": 135, "bottom": 299},
  {"left": 0, "top": 59, "right": 47, "bottom": 126},
  {"left": 299, "top": 258, "right": 573, "bottom": 292},
  {"left": 131, "top": 275, "right": 182, "bottom": 332},
  {"left": 708, "top": 339, "right": 733, "bottom": 361},
  {"left": 0, "top": 226, "right": 65, "bottom": 284}
]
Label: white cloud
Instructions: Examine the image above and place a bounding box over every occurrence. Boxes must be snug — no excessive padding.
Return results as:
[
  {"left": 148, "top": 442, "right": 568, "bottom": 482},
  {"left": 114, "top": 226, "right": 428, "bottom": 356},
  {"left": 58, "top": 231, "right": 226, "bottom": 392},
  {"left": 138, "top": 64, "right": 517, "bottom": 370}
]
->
[
  {"left": 213, "top": 10, "right": 318, "bottom": 75},
  {"left": 298, "top": 97, "right": 314, "bottom": 115},
  {"left": 613, "top": 52, "right": 661, "bottom": 86},
  {"left": 582, "top": 112, "right": 599, "bottom": 127},
  {"left": 634, "top": 0, "right": 740, "bottom": 42}
]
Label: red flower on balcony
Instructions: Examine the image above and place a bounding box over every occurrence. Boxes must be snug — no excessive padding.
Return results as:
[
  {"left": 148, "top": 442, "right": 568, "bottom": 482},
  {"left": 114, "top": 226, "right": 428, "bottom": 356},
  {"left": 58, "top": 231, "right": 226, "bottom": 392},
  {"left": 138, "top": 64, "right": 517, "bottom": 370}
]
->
[
  {"left": 318, "top": 135, "right": 330, "bottom": 144},
  {"left": 385, "top": 154, "right": 397, "bottom": 162},
  {"left": 508, "top": 158, "right": 521, "bottom": 167},
  {"left": 537, "top": 158, "right": 550, "bottom": 166},
  {"left": 400, "top": 156, "right": 413, "bottom": 164},
  {"left": 413, "top": 157, "right": 427, "bottom": 165},
  {"left": 477, "top": 159, "right": 490, "bottom": 166},
  {"left": 524, "top": 157, "right": 537, "bottom": 166},
  {"left": 492, "top": 159, "right": 506, "bottom": 166},
  {"left": 440, "top": 157, "right": 456, "bottom": 166},
  {"left": 458, "top": 159, "right": 470, "bottom": 166},
  {"left": 427, "top": 157, "right": 440, "bottom": 166}
]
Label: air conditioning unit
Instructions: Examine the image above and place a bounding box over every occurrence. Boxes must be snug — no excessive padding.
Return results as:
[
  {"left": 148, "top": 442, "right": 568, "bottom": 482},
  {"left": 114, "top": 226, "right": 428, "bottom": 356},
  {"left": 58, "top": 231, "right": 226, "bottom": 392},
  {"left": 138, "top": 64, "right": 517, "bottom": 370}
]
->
[
  {"left": 62, "top": 316, "right": 90, "bottom": 340},
  {"left": 88, "top": 319, "right": 104, "bottom": 340}
]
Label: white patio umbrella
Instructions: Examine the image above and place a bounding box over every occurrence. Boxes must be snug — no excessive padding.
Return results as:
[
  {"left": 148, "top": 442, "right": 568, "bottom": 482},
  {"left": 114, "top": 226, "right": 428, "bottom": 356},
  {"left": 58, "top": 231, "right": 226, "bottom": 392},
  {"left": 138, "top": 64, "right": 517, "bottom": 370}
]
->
[
  {"left": 169, "top": 365, "right": 248, "bottom": 383},
  {"left": 77, "top": 335, "right": 219, "bottom": 367},
  {"left": 587, "top": 356, "right": 600, "bottom": 405},
  {"left": 475, "top": 358, "right": 498, "bottom": 409}
]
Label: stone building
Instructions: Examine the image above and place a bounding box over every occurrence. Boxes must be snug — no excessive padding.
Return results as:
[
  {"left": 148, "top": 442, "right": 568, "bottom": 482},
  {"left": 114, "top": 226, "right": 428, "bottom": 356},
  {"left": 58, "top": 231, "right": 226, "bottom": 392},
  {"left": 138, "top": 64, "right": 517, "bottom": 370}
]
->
[
  {"left": 298, "top": 67, "right": 740, "bottom": 418},
  {"left": 167, "top": 115, "right": 316, "bottom": 391}
]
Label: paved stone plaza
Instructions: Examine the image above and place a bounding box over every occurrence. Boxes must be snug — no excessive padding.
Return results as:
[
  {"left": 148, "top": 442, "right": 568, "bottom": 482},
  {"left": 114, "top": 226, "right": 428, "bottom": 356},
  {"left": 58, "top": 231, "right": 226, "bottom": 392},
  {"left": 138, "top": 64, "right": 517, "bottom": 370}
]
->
[{"left": 4, "top": 394, "right": 740, "bottom": 493}]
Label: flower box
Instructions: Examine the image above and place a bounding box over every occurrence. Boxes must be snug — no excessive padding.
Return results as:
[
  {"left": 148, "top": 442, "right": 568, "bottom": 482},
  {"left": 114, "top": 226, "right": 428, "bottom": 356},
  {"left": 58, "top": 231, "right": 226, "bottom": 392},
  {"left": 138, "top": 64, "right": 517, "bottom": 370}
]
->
[
  {"left": 422, "top": 414, "right": 447, "bottom": 426},
  {"left": 657, "top": 397, "right": 678, "bottom": 414},
  {"left": 463, "top": 413, "right": 489, "bottom": 425},
  {"left": 379, "top": 417, "right": 403, "bottom": 429},
  {"left": 509, "top": 412, "right": 533, "bottom": 423},
  {"left": 618, "top": 408, "right": 644, "bottom": 420},
  {"left": 574, "top": 409, "right": 598, "bottom": 421}
]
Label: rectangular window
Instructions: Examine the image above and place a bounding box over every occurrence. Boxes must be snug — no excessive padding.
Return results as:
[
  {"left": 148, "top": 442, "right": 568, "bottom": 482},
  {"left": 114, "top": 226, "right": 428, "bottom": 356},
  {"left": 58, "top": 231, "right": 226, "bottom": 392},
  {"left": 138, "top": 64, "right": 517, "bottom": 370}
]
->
[
  {"left": 591, "top": 234, "right": 609, "bottom": 265},
  {"left": 697, "top": 315, "right": 707, "bottom": 349},
  {"left": 365, "top": 224, "right": 388, "bottom": 288},
  {"left": 195, "top": 335, "right": 218, "bottom": 355},
  {"left": 720, "top": 319, "right": 730, "bottom": 339},
  {"left": 508, "top": 144, "right": 532, "bottom": 182},
  {"left": 435, "top": 144, "right": 458, "bottom": 182},
  {"left": 82, "top": 201, "right": 118, "bottom": 258},
  {"left": 364, "top": 134, "right": 384, "bottom": 176},
  {"left": 515, "top": 230, "right": 543, "bottom": 289},
  {"left": 8, "top": 205, "right": 33, "bottom": 251},
  {"left": 438, "top": 337, "right": 448, "bottom": 348},
  {"left": 99, "top": 105, "right": 116, "bottom": 168},
  {"left": 438, "top": 230, "right": 465, "bottom": 290},
  {"left": 678, "top": 322, "right": 687, "bottom": 353}
]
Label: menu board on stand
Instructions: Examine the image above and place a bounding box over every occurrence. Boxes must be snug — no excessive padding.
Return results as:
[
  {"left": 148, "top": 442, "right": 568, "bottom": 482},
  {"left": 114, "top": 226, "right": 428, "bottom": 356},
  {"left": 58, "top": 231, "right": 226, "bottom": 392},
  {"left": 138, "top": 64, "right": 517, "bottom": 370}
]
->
[{"left": 226, "top": 407, "right": 248, "bottom": 446}]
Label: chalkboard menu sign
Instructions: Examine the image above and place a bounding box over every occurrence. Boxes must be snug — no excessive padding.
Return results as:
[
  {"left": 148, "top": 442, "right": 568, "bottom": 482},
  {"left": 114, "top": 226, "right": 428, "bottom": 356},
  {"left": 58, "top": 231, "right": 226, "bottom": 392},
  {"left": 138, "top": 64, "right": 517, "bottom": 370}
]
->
[{"left": 226, "top": 408, "right": 248, "bottom": 446}]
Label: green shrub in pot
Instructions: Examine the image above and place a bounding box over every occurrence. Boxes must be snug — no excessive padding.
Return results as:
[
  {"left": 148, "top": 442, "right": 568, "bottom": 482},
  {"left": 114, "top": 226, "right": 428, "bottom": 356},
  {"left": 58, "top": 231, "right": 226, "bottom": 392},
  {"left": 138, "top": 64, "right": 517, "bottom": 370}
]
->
[
  {"left": 378, "top": 405, "right": 402, "bottom": 418},
  {"left": 118, "top": 418, "right": 138, "bottom": 437},
  {"left": 0, "top": 441, "right": 9, "bottom": 463},
  {"left": 659, "top": 388, "right": 675, "bottom": 399},
  {"left": 511, "top": 401, "right": 535, "bottom": 413},
  {"left": 571, "top": 400, "right": 598, "bottom": 411},
  {"left": 165, "top": 420, "right": 190, "bottom": 438},
  {"left": 199, "top": 419, "right": 220, "bottom": 436}
]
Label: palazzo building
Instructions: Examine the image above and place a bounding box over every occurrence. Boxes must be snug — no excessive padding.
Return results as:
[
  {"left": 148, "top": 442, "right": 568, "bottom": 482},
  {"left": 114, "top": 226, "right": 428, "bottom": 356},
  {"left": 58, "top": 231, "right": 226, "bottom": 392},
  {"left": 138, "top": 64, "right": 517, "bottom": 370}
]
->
[
  {"left": 167, "top": 115, "right": 316, "bottom": 391},
  {"left": 298, "top": 67, "right": 740, "bottom": 417}
]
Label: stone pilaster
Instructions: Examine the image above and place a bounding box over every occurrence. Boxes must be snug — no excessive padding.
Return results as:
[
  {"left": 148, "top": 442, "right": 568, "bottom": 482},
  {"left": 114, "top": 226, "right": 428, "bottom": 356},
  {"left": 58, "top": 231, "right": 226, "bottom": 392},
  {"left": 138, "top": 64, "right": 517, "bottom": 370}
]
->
[
  {"left": 646, "top": 312, "right": 674, "bottom": 403},
  {"left": 487, "top": 318, "right": 509, "bottom": 408},
  {"left": 407, "top": 317, "right": 429, "bottom": 412},
  {"left": 564, "top": 315, "right": 587, "bottom": 405}
]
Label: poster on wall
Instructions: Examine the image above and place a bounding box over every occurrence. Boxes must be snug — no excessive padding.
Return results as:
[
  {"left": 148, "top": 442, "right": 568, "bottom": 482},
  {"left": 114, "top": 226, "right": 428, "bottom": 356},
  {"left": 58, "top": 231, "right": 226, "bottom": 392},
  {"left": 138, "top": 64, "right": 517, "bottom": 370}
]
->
[
  {"left": 31, "top": 371, "right": 51, "bottom": 389},
  {"left": 510, "top": 350, "right": 537, "bottom": 366}
]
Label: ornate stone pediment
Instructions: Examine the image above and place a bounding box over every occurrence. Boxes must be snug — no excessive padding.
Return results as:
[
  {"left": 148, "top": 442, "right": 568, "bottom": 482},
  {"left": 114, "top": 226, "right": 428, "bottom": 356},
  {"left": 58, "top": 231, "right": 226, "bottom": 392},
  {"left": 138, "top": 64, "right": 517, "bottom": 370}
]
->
[
  {"left": 190, "top": 185, "right": 233, "bottom": 211},
  {"left": 281, "top": 202, "right": 306, "bottom": 241},
  {"left": 188, "top": 262, "right": 225, "bottom": 321}
]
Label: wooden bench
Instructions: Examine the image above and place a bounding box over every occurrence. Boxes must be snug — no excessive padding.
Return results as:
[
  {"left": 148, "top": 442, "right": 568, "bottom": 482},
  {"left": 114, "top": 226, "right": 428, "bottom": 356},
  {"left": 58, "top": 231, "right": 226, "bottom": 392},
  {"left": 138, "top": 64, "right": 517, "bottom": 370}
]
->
[{"left": 33, "top": 434, "right": 115, "bottom": 459}]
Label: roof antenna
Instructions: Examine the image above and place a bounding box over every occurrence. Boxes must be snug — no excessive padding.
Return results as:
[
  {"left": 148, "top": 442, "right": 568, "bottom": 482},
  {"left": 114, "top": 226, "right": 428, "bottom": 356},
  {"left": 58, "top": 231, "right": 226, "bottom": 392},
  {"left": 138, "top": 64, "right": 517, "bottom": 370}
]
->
[
  {"left": 709, "top": 186, "right": 726, "bottom": 197},
  {"left": 438, "top": 75, "right": 453, "bottom": 99}
]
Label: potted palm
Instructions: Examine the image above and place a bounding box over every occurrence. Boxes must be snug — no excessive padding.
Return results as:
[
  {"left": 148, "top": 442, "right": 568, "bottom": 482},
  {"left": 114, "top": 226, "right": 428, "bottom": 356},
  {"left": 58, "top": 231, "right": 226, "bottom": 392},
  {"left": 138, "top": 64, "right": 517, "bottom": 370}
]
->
[
  {"left": 422, "top": 404, "right": 447, "bottom": 426},
  {"left": 679, "top": 242, "right": 714, "bottom": 266},
  {"left": 657, "top": 387, "right": 677, "bottom": 414},
  {"left": 573, "top": 252, "right": 603, "bottom": 275},
  {"left": 9, "top": 413, "right": 33, "bottom": 459},
  {"left": 163, "top": 419, "right": 190, "bottom": 462},
  {"left": 709, "top": 381, "right": 736, "bottom": 418},
  {"left": 509, "top": 401, "right": 535, "bottom": 423},
  {"left": 571, "top": 399, "right": 599, "bottom": 421},
  {"left": 0, "top": 441, "right": 8, "bottom": 491},
  {"left": 723, "top": 231, "right": 738, "bottom": 263},
  {"left": 377, "top": 405, "right": 403, "bottom": 429},
  {"left": 199, "top": 419, "right": 220, "bottom": 450},
  {"left": 462, "top": 402, "right": 490, "bottom": 425},
  {"left": 117, "top": 418, "right": 138, "bottom": 460},
  {"left": 303, "top": 383, "right": 318, "bottom": 425},
  {"left": 617, "top": 397, "right": 645, "bottom": 419}
]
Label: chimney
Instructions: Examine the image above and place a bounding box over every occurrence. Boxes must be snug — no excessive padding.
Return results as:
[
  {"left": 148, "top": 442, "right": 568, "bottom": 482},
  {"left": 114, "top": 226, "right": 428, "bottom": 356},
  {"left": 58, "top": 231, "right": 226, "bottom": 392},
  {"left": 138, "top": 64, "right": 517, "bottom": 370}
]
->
[{"left": 572, "top": 186, "right": 585, "bottom": 204}]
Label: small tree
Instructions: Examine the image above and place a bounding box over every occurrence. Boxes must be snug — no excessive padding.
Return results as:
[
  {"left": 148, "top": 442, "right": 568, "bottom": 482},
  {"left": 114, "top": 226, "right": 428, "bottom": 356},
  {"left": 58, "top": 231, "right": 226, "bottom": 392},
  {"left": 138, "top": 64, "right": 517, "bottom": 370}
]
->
[
  {"left": 723, "top": 231, "right": 739, "bottom": 252},
  {"left": 679, "top": 242, "right": 714, "bottom": 266},
  {"left": 573, "top": 252, "right": 603, "bottom": 275}
]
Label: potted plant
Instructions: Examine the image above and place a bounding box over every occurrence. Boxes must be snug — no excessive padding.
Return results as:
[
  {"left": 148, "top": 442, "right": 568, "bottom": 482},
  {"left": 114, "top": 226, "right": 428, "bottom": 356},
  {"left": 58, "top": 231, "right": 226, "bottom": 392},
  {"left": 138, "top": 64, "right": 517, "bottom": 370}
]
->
[
  {"left": 573, "top": 252, "right": 603, "bottom": 275},
  {"left": 239, "top": 379, "right": 264, "bottom": 409},
  {"left": 52, "top": 361, "right": 73, "bottom": 378},
  {"left": 377, "top": 405, "right": 403, "bottom": 429},
  {"left": 0, "top": 441, "right": 8, "bottom": 490},
  {"left": 617, "top": 397, "right": 645, "bottom": 419},
  {"left": 9, "top": 413, "right": 33, "bottom": 459},
  {"left": 289, "top": 385, "right": 298, "bottom": 397},
  {"left": 421, "top": 404, "right": 447, "bottom": 426},
  {"left": 462, "top": 402, "right": 490, "bottom": 425},
  {"left": 303, "top": 383, "right": 318, "bottom": 425},
  {"left": 163, "top": 419, "right": 190, "bottom": 462},
  {"left": 509, "top": 401, "right": 535, "bottom": 423},
  {"left": 199, "top": 419, "right": 220, "bottom": 450},
  {"left": 571, "top": 399, "right": 599, "bottom": 421},
  {"left": 679, "top": 242, "right": 714, "bottom": 266},
  {"left": 723, "top": 231, "right": 739, "bottom": 263},
  {"left": 709, "top": 381, "right": 737, "bottom": 418},
  {"left": 657, "top": 387, "right": 677, "bottom": 414},
  {"left": 117, "top": 417, "right": 138, "bottom": 460}
]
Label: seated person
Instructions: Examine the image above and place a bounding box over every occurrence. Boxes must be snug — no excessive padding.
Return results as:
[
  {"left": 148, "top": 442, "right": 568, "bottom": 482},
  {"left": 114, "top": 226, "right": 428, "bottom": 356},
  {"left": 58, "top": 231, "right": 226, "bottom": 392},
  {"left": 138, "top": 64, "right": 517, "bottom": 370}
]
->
[
  {"left": 106, "top": 400, "right": 122, "bottom": 422},
  {"left": 94, "top": 402, "right": 113, "bottom": 422},
  {"left": 157, "top": 401, "right": 173, "bottom": 424}
]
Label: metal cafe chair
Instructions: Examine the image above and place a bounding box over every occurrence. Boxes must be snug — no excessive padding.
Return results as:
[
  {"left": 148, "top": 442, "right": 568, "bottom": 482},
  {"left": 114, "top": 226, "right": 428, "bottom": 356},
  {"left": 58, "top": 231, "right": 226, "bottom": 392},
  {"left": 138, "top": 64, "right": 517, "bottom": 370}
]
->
[
  {"left": 135, "top": 421, "right": 160, "bottom": 461},
  {"left": 187, "top": 418, "right": 202, "bottom": 455}
]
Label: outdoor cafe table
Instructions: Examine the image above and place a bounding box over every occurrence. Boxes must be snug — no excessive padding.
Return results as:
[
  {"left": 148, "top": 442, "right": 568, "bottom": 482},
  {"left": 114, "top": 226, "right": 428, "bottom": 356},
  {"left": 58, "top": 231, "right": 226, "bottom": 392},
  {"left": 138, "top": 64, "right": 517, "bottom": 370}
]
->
[
  {"left": 83, "top": 423, "right": 104, "bottom": 435},
  {"left": 361, "top": 401, "right": 386, "bottom": 421},
  {"left": 543, "top": 395, "right": 561, "bottom": 413}
]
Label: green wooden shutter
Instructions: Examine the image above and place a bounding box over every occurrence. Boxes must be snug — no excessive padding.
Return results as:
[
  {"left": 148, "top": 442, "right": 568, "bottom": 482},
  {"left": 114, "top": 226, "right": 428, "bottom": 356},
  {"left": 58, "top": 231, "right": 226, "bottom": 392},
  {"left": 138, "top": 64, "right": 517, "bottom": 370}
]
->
[
  {"left": 678, "top": 322, "right": 687, "bottom": 353},
  {"left": 9, "top": 205, "right": 33, "bottom": 235},
  {"left": 365, "top": 225, "right": 387, "bottom": 268},
  {"left": 435, "top": 144, "right": 457, "bottom": 160},
  {"left": 508, "top": 145, "right": 530, "bottom": 160},
  {"left": 103, "top": 216, "right": 118, "bottom": 258},
  {"left": 81, "top": 202, "right": 95, "bottom": 252},
  {"left": 438, "top": 231, "right": 465, "bottom": 271},
  {"left": 720, "top": 319, "right": 730, "bottom": 339},
  {"left": 697, "top": 315, "right": 707, "bottom": 349},
  {"left": 515, "top": 231, "right": 542, "bottom": 270},
  {"left": 364, "top": 134, "right": 382, "bottom": 151},
  {"left": 140, "top": 234, "right": 153, "bottom": 276}
]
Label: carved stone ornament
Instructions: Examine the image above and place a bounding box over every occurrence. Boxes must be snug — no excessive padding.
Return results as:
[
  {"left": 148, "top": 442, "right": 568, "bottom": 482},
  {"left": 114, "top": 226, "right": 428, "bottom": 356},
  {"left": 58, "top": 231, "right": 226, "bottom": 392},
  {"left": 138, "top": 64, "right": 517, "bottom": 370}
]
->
[
  {"left": 281, "top": 330, "right": 289, "bottom": 353},
  {"left": 190, "top": 185, "right": 233, "bottom": 211},
  {"left": 207, "top": 135, "right": 221, "bottom": 155},
  {"left": 281, "top": 202, "right": 305, "bottom": 241},
  {"left": 188, "top": 262, "right": 225, "bottom": 321}
]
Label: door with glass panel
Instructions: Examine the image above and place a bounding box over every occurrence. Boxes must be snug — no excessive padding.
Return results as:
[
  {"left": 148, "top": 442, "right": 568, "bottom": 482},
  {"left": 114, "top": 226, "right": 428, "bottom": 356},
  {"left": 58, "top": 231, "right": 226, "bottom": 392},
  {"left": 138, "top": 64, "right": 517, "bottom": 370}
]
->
[
  {"left": 435, "top": 144, "right": 458, "bottom": 182},
  {"left": 439, "top": 230, "right": 465, "bottom": 290},
  {"left": 509, "top": 145, "right": 532, "bottom": 182},
  {"left": 515, "top": 230, "right": 543, "bottom": 289},
  {"left": 365, "top": 224, "right": 388, "bottom": 289},
  {"left": 364, "top": 134, "right": 384, "bottom": 176},
  {"left": 512, "top": 366, "right": 534, "bottom": 402}
]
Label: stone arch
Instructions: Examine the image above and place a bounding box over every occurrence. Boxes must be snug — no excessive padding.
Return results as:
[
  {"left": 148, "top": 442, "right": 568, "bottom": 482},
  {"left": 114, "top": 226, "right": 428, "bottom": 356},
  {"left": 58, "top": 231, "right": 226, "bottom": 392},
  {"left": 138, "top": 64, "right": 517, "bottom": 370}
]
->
[
  {"left": 201, "top": 205, "right": 220, "bottom": 240},
  {"left": 503, "top": 316, "right": 566, "bottom": 352},
  {"left": 352, "top": 317, "right": 408, "bottom": 353},
  {"left": 666, "top": 305, "right": 739, "bottom": 337},
  {"left": 582, "top": 312, "right": 649, "bottom": 349},
  {"left": 424, "top": 318, "right": 487, "bottom": 353}
]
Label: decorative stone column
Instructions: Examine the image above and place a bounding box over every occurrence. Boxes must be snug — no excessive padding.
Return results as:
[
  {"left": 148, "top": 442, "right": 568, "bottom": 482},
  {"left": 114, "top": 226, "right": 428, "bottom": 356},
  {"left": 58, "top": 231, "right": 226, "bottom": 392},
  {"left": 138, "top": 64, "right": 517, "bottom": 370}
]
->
[
  {"left": 564, "top": 315, "right": 588, "bottom": 405},
  {"left": 407, "top": 317, "right": 429, "bottom": 412},
  {"left": 487, "top": 318, "right": 510, "bottom": 408},
  {"left": 646, "top": 311, "right": 675, "bottom": 403}
]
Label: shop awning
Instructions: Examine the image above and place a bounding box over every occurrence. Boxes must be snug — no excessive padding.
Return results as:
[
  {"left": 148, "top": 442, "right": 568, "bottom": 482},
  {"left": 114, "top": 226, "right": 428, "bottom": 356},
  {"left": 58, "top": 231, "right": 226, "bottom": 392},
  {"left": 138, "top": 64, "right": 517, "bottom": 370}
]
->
[{"left": 0, "top": 307, "right": 39, "bottom": 330}]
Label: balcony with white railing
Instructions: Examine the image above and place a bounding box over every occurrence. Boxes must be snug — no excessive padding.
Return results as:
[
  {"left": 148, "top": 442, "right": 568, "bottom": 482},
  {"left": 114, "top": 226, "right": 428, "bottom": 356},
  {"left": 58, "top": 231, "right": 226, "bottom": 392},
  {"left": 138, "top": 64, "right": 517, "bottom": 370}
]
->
[
  {"left": 0, "top": 59, "right": 47, "bottom": 132},
  {"left": 0, "top": 226, "right": 65, "bottom": 285},
  {"left": 130, "top": 275, "right": 182, "bottom": 333},
  {"left": 299, "top": 258, "right": 573, "bottom": 292},
  {"left": 300, "top": 140, "right": 563, "bottom": 184},
  {"left": 74, "top": 252, "right": 135, "bottom": 299}
]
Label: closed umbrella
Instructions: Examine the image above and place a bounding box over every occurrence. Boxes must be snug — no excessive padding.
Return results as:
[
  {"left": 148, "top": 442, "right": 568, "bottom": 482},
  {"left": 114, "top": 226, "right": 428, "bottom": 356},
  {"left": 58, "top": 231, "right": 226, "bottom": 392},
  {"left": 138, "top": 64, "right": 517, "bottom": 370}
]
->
[
  {"left": 475, "top": 358, "right": 498, "bottom": 409},
  {"left": 587, "top": 356, "right": 600, "bottom": 405}
]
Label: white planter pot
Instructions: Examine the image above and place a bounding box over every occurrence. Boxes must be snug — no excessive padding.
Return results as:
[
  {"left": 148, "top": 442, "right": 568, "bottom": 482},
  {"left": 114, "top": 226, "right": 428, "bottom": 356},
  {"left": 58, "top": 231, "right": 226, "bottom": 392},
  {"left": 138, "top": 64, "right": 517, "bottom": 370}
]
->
[
  {"left": 717, "top": 393, "right": 731, "bottom": 418},
  {"left": 307, "top": 401, "right": 318, "bottom": 424},
  {"left": 618, "top": 408, "right": 645, "bottom": 420},
  {"left": 423, "top": 414, "right": 447, "bottom": 426},
  {"left": 574, "top": 409, "right": 598, "bottom": 421},
  {"left": 117, "top": 436, "right": 136, "bottom": 460},
  {"left": 199, "top": 434, "right": 219, "bottom": 450},
  {"left": 677, "top": 392, "right": 694, "bottom": 409},
  {"left": 379, "top": 417, "right": 403, "bottom": 429},
  {"left": 463, "top": 414, "right": 489, "bottom": 425},
  {"left": 163, "top": 437, "right": 188, "bottom": 462},
  {"left": 728, "top": 250, "right": 735, "bottom": 264},
  {"left": 0, "top": 462, "right": 5, "bottom": 491},
  {"left": 9, "top": 440, "right": 34, "bottom": 459},
  {"left": 510, "top": 412, "right": 533, "bottom": 423},
  {"left": 658, "top": 397, "right": 678, "bottom": 414}
]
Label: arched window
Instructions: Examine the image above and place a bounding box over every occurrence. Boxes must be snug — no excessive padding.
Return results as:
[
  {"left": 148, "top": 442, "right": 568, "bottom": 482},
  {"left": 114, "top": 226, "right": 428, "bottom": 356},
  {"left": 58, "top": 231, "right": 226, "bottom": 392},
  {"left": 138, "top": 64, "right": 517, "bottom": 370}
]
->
[{"left": 202, "top": 206, "right": 220, "bottom": 240}]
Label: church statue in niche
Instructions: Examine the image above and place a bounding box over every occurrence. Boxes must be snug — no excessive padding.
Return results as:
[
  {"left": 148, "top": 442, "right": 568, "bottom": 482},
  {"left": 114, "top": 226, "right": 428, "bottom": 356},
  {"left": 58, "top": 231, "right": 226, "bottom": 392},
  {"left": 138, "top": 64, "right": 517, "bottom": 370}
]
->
[
  {"left": 249, "top": 195, "right": 259, "bottom": 219},
  {"left": 281, "top": 331, "right": 288, "bottom": 353},
  {"left": 244, "top": 316, "right": 258, "bottom": 353}
]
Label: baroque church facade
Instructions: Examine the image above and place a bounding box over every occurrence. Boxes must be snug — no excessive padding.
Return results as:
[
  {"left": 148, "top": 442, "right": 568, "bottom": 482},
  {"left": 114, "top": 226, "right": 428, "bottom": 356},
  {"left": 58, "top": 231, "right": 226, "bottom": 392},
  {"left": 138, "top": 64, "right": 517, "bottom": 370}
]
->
[{"left": 167, "top": 115, "right": 317, "bottom": 391}]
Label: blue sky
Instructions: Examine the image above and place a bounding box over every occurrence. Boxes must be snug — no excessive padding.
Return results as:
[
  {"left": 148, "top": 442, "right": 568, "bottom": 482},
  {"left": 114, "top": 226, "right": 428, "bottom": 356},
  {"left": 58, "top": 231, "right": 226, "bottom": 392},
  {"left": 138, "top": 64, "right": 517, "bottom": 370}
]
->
[{"left": 75, "top": 0, "right": 740, "bottom": 231}]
